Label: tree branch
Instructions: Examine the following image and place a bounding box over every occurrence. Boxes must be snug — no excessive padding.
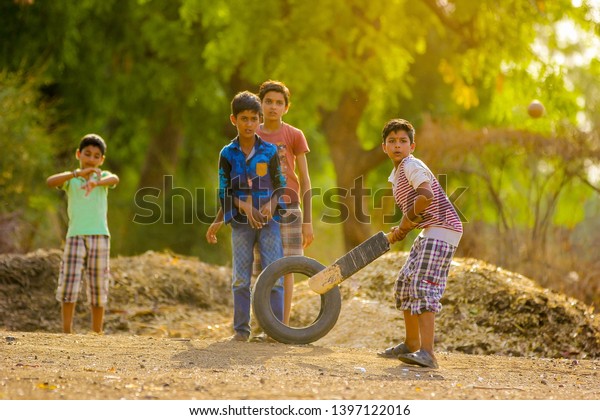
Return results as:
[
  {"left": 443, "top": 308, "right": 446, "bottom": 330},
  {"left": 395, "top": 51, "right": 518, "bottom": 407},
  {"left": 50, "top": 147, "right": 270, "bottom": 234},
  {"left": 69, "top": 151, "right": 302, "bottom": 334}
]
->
[
  {"left": 577, "top": 173, "right": 600, "bottom": 194},
  {"left": 421, "top": 0, "right": 478, "bottom": 47}
]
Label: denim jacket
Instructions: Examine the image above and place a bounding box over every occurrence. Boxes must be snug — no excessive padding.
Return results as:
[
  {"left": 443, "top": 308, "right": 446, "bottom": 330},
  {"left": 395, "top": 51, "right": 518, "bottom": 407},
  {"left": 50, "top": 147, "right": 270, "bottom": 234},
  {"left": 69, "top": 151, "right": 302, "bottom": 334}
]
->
[{"left": 218, "top": 135, "right": 286, "bottom": 224}]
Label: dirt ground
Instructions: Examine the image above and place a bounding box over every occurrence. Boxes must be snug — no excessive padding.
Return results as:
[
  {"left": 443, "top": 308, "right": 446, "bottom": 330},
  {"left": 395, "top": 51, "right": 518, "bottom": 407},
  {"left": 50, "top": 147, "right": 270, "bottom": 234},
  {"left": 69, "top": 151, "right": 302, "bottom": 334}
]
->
[
  {"left": 1, "top": 249, "right": 600, "bottom": 401},
  {"left": 1, "top": 331, "right": 599, "bottom": 400}
]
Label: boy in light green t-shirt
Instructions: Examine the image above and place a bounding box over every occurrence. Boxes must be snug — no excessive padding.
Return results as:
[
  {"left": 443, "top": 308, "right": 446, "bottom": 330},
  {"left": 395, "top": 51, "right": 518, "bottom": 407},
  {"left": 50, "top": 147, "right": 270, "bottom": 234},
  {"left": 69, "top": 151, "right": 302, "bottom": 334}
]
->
[{"left": 47, "top": 134, "right": 119, "bottom": 334}]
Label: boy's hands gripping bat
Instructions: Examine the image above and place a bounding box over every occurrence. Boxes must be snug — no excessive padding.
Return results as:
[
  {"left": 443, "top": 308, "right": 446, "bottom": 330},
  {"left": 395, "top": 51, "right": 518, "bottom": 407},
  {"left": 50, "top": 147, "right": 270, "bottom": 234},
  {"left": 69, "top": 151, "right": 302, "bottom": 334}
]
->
[{"left": 308, "top": 231, "right": 395, "bottom": 294}]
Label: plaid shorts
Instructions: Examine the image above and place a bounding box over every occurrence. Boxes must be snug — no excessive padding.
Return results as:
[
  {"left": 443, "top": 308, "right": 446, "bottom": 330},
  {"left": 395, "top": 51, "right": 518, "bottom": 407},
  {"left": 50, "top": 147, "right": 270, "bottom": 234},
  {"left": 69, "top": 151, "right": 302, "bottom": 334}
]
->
[
  {"left": 253, "top": 204, "right": 303, "bottom": 274},
  {"left": 56, "top": 235, "right": 111, "bottom": 306},
  {"left": 394, "top": 236, "right": 456, "bottom": 314}
]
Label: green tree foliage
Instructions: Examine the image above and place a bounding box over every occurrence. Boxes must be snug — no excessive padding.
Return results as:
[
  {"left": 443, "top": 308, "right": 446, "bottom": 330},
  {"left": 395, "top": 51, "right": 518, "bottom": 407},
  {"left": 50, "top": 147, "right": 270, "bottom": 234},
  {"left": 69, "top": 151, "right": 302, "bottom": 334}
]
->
[
  {"left": 1, "top": 0, "right": 599, "bottom": 301},
  {"left": 177, "top": 0, "right": 600, "bottom": 250},
  {"left": 0, "top": 70, "right": 56, "bottom": 252}
]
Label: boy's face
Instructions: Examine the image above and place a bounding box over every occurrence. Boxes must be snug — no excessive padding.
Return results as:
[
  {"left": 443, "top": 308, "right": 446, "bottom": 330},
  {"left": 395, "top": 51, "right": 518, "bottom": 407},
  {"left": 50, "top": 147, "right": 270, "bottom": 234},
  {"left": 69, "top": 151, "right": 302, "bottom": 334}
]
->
[
  {"left": 261, "top": 91, "right": 288, "bottom": 123},
  {"left": 230, "top": 110, "right": 260, "bottom": 142},
  {"left": 382, "top": 129, "right": 414, "bottom": 167},
  {"left": 76, "top": 145, "right": 105, "bottom": 169}
]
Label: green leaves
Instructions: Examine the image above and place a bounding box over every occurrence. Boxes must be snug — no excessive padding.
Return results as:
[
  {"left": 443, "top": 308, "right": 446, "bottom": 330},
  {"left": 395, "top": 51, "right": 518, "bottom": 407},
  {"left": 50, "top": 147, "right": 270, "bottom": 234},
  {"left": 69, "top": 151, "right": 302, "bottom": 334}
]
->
[
  {"left": 0, "top": 0, "right": 598, "bottom": 260},
  {"left": 0, "top": 71, "right": 53, "bottom": 211}
]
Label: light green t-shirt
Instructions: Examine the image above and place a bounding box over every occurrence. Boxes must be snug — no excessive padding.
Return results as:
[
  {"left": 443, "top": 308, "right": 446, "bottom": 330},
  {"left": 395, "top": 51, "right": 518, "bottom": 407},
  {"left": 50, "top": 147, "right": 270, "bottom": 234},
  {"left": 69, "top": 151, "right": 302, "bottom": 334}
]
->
[{"left": 61, "top": 170, "right": 114, "bottom": 237}]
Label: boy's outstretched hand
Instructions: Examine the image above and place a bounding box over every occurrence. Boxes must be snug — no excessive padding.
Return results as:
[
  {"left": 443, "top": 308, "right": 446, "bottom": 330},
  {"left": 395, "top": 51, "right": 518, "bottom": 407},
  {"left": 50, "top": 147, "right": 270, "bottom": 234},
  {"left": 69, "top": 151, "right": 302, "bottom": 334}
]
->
[
  {"left": 83, "top": 179, "right": 97, "bottom": 196},
  {"left": 77, "top": 167, "right": 102, "bottom": 179},
  {"left": 79, "top": 168, "right": 102, "bottom": 196},
  {"left": 206, "top": 220, "right": 223, "bottom": 244},
  {"left": 388, "top": 214, "right": 422, "bottom": 244}
]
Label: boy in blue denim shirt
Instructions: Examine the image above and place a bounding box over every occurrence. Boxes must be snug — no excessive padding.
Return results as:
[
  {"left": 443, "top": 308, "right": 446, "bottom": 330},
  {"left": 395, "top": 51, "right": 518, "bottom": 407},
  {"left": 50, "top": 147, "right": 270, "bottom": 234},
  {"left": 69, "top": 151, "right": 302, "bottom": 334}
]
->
[{"left": 218, "top": 91, "right": 286, "bottom": 342}]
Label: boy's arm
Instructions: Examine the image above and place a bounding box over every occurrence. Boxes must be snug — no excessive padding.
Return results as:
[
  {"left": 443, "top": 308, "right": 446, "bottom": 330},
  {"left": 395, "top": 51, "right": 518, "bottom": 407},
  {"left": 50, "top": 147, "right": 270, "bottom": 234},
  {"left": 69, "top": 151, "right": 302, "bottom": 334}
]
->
[
  {"left": 389, "top": 182, "right": 434, "bottom": 244},
  {"left": 47, "top": 168, "right": 105, "bottom": 189},
  {"left": 206, "top": 208, "right": 224, "bottom": 244},
  {"left": 218, "top": 152, "right": 235, "bottom": 222},
  {"left": 259, "top": 152, "right": 286, "bottom": 220},
  {"left": 237, "top": 196, "right": 266, "bottom": 229},
  {"left": 97, "top": 172, "right": 119, "bottom": 187},
  {"left": 46, "top": 168, "right": 99, "bottom": 188},
  {"left": 271, "top": 150, "right": 286, "bottom": 199},
  {"left": 296, "top": 153, "right": 314, "bottom": 248},
  {"left": 205, "top": 197, "right": 271, "bottom": 240},
  {"left": 206, "top": 200, "right": 265, "bottom": 242},
  {"left": 259, "top": 195, "right": 279, "bottom": 222},
  {"left": 218, "top": 152, "right": 264, "bottom": 229},
  {"left": 47, "top": 171, "right": 77, "bottom": 188},
  {"left": 83, "top": 172, "right": 119, "bottom": 196}
]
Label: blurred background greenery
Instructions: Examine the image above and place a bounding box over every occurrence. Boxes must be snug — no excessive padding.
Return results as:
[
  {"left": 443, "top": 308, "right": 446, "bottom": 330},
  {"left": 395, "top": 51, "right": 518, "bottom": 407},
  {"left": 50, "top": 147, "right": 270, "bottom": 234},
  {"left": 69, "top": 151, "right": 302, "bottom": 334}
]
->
[{"left": 1, "top": 0, "right": 599, "bottom": 309}]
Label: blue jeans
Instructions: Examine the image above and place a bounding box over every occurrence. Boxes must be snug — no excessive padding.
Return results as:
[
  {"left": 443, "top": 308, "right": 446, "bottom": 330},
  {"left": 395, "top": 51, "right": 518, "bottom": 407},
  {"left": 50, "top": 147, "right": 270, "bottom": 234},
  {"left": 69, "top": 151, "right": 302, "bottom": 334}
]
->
[{"left": 231, "top": 219, "right": 284, "bottom": 335}]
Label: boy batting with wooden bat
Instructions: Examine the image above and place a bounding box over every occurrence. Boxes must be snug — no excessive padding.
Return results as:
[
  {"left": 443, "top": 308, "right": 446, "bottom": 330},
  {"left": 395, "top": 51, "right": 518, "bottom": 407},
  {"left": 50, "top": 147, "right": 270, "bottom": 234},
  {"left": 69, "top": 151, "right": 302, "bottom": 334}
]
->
[{"left": 378, "top": 118, "right": 462, "bottom": 369}]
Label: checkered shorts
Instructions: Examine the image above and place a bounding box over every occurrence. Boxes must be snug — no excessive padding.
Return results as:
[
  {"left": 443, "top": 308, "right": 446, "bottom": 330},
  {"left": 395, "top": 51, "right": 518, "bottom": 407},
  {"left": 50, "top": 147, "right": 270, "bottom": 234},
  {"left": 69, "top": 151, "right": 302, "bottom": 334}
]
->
[
  {"left": 394, "top": 236, "right": 457, "bottom": 314},
  {"left": 253, "top": 204, "right": 303, "bottom": 274},
  {"left": 56, "top": 235, "right": 111, "bottom": 306}
]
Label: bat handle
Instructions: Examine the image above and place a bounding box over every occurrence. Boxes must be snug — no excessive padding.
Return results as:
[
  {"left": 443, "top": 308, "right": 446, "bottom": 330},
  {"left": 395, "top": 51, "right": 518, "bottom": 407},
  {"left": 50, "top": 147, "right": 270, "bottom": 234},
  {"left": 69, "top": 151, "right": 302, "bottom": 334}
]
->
[{"left": 385, "top": 231, "right": 395, "bottom": 244}]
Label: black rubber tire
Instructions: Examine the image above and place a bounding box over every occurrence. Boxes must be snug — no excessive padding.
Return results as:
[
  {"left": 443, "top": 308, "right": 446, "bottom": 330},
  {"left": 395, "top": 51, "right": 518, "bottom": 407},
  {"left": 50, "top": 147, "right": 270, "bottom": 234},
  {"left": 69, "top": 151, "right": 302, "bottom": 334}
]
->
[{"left": 252, "top": 256, "right": 342, "bottom": 344}]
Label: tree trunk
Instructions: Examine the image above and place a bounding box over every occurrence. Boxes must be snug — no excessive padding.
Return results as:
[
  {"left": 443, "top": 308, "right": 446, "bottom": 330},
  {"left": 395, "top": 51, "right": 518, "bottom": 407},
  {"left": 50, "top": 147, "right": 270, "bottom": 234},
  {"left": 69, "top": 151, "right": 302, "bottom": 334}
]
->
[
  {"left": 138, "top": 107, "right": 184, "bottom": 190},
  {"left": 321, "top": 91, "right": 388, "bottom": 250}
]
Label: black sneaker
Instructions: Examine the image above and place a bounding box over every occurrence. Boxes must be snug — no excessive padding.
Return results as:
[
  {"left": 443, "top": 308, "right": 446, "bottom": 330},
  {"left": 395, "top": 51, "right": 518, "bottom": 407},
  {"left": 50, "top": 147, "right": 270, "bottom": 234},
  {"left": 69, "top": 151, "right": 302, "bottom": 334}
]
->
[{"left": 229, "top": 332, "right": 249, "bottom": 342}]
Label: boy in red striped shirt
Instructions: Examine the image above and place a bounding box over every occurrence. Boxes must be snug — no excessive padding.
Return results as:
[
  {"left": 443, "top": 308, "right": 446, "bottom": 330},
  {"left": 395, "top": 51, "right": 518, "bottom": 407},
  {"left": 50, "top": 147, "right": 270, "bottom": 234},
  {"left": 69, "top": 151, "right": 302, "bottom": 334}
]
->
[{"left": 378, "top": 118, "right": 463, "bottom": 369}]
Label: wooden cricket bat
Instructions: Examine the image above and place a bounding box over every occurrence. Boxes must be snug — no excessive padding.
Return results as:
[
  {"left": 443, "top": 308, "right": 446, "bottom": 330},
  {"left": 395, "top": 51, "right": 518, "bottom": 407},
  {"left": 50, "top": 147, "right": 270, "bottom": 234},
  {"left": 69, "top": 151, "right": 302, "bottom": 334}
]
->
[{"left": 308, "top": 231, "right": 393, "bottom": 294}]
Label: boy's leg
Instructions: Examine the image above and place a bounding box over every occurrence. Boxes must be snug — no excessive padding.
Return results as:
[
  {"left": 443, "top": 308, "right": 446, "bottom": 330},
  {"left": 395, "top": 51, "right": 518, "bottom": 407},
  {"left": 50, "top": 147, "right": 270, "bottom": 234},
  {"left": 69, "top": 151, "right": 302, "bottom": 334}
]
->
[
  {"left": 56, "top": 236, "right": 86, "bottom": 333},
  {"left": 252, "top": 243, "right": 261, "bottom": 277},
  {"left": 91, "top": 306, "right": 105, "bottom": 333},
  {"left": 85, "top": 235, "right": 111, "bottom": 334},
  {"left": 61, "top": 302, "right": 76, "bottom": 333},
  {"left": 397, "top": 311, "right": 438, "bottom": 368},
  {"left": 402, "top": 310, "right": 421, "bottom": 352},
  {"left": 231, "top": 222, "right": 256, "bottom": 338},
  {"left": 252, "top": 205, "right": 301, "bottom": 326},
  {"left": 283, "top": 275, "right": 294, "bottom": 325},
  {"left": 280, "top": 204, "right": 303, "bottom": 325},
  {"left": 393, "top": 240, "right": 421, "bottom": 350},
  {"left": 406, "top": 237, "right": 456, "bottom": 357},
  {"left": 257, "top": 220, "right": 284, "bottom": 322},
  {"left": 418, "top": 311, "right": 436, "bottom": 356}
]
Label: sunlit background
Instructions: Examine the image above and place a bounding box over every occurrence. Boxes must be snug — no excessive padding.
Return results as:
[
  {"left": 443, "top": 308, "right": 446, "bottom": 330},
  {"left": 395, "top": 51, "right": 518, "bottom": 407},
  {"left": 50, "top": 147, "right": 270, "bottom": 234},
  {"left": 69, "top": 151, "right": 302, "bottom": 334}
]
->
[{"left": 1, "top": 0, "right": 599, "bottom": 310}]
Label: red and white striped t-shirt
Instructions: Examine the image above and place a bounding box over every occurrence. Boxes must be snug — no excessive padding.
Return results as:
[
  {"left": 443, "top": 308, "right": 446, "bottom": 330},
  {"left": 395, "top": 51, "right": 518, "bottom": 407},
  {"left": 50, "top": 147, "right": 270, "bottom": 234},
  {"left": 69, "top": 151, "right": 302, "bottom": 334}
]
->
[{"left": 389, "top": 155, "right": 462, "bottom": 246}]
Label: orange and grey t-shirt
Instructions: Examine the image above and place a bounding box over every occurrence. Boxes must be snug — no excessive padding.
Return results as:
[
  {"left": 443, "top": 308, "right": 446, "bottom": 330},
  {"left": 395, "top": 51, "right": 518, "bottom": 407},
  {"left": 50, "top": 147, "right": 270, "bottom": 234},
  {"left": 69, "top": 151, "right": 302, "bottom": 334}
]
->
[{"left": 257, "top": 122, "right": 309, "bottom": 204}]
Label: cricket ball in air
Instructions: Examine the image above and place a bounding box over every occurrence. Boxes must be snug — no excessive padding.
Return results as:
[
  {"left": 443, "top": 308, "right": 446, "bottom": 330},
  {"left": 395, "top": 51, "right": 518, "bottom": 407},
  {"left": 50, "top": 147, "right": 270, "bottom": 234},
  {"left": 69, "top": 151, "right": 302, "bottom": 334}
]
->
[{"left": 527, "top": 100, "right": 545, "bottom": 118}]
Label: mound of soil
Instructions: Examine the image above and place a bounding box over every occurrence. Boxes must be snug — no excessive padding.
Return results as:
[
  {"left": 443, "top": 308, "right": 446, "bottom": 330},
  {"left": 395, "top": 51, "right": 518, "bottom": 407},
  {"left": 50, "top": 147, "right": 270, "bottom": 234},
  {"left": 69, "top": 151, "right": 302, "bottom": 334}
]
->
[{"left": 1, "top": 249, "right": 599, "bottom": 359}]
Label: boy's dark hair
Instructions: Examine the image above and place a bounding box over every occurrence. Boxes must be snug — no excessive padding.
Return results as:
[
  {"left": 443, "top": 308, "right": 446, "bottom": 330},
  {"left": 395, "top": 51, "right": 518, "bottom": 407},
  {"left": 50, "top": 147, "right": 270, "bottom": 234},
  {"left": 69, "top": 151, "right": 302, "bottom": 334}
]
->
[
  {"left": 382, "top": 119, "right": 415, "bottom": 144},
  {"left": 231, "top": 91, "right": 262, "bottom": 117},
  {"left": 79, "top": 134, "right": 107, "bottom": 155},
  {"left": 258, "top": 80, "right": 290, "bottom": 106}
]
